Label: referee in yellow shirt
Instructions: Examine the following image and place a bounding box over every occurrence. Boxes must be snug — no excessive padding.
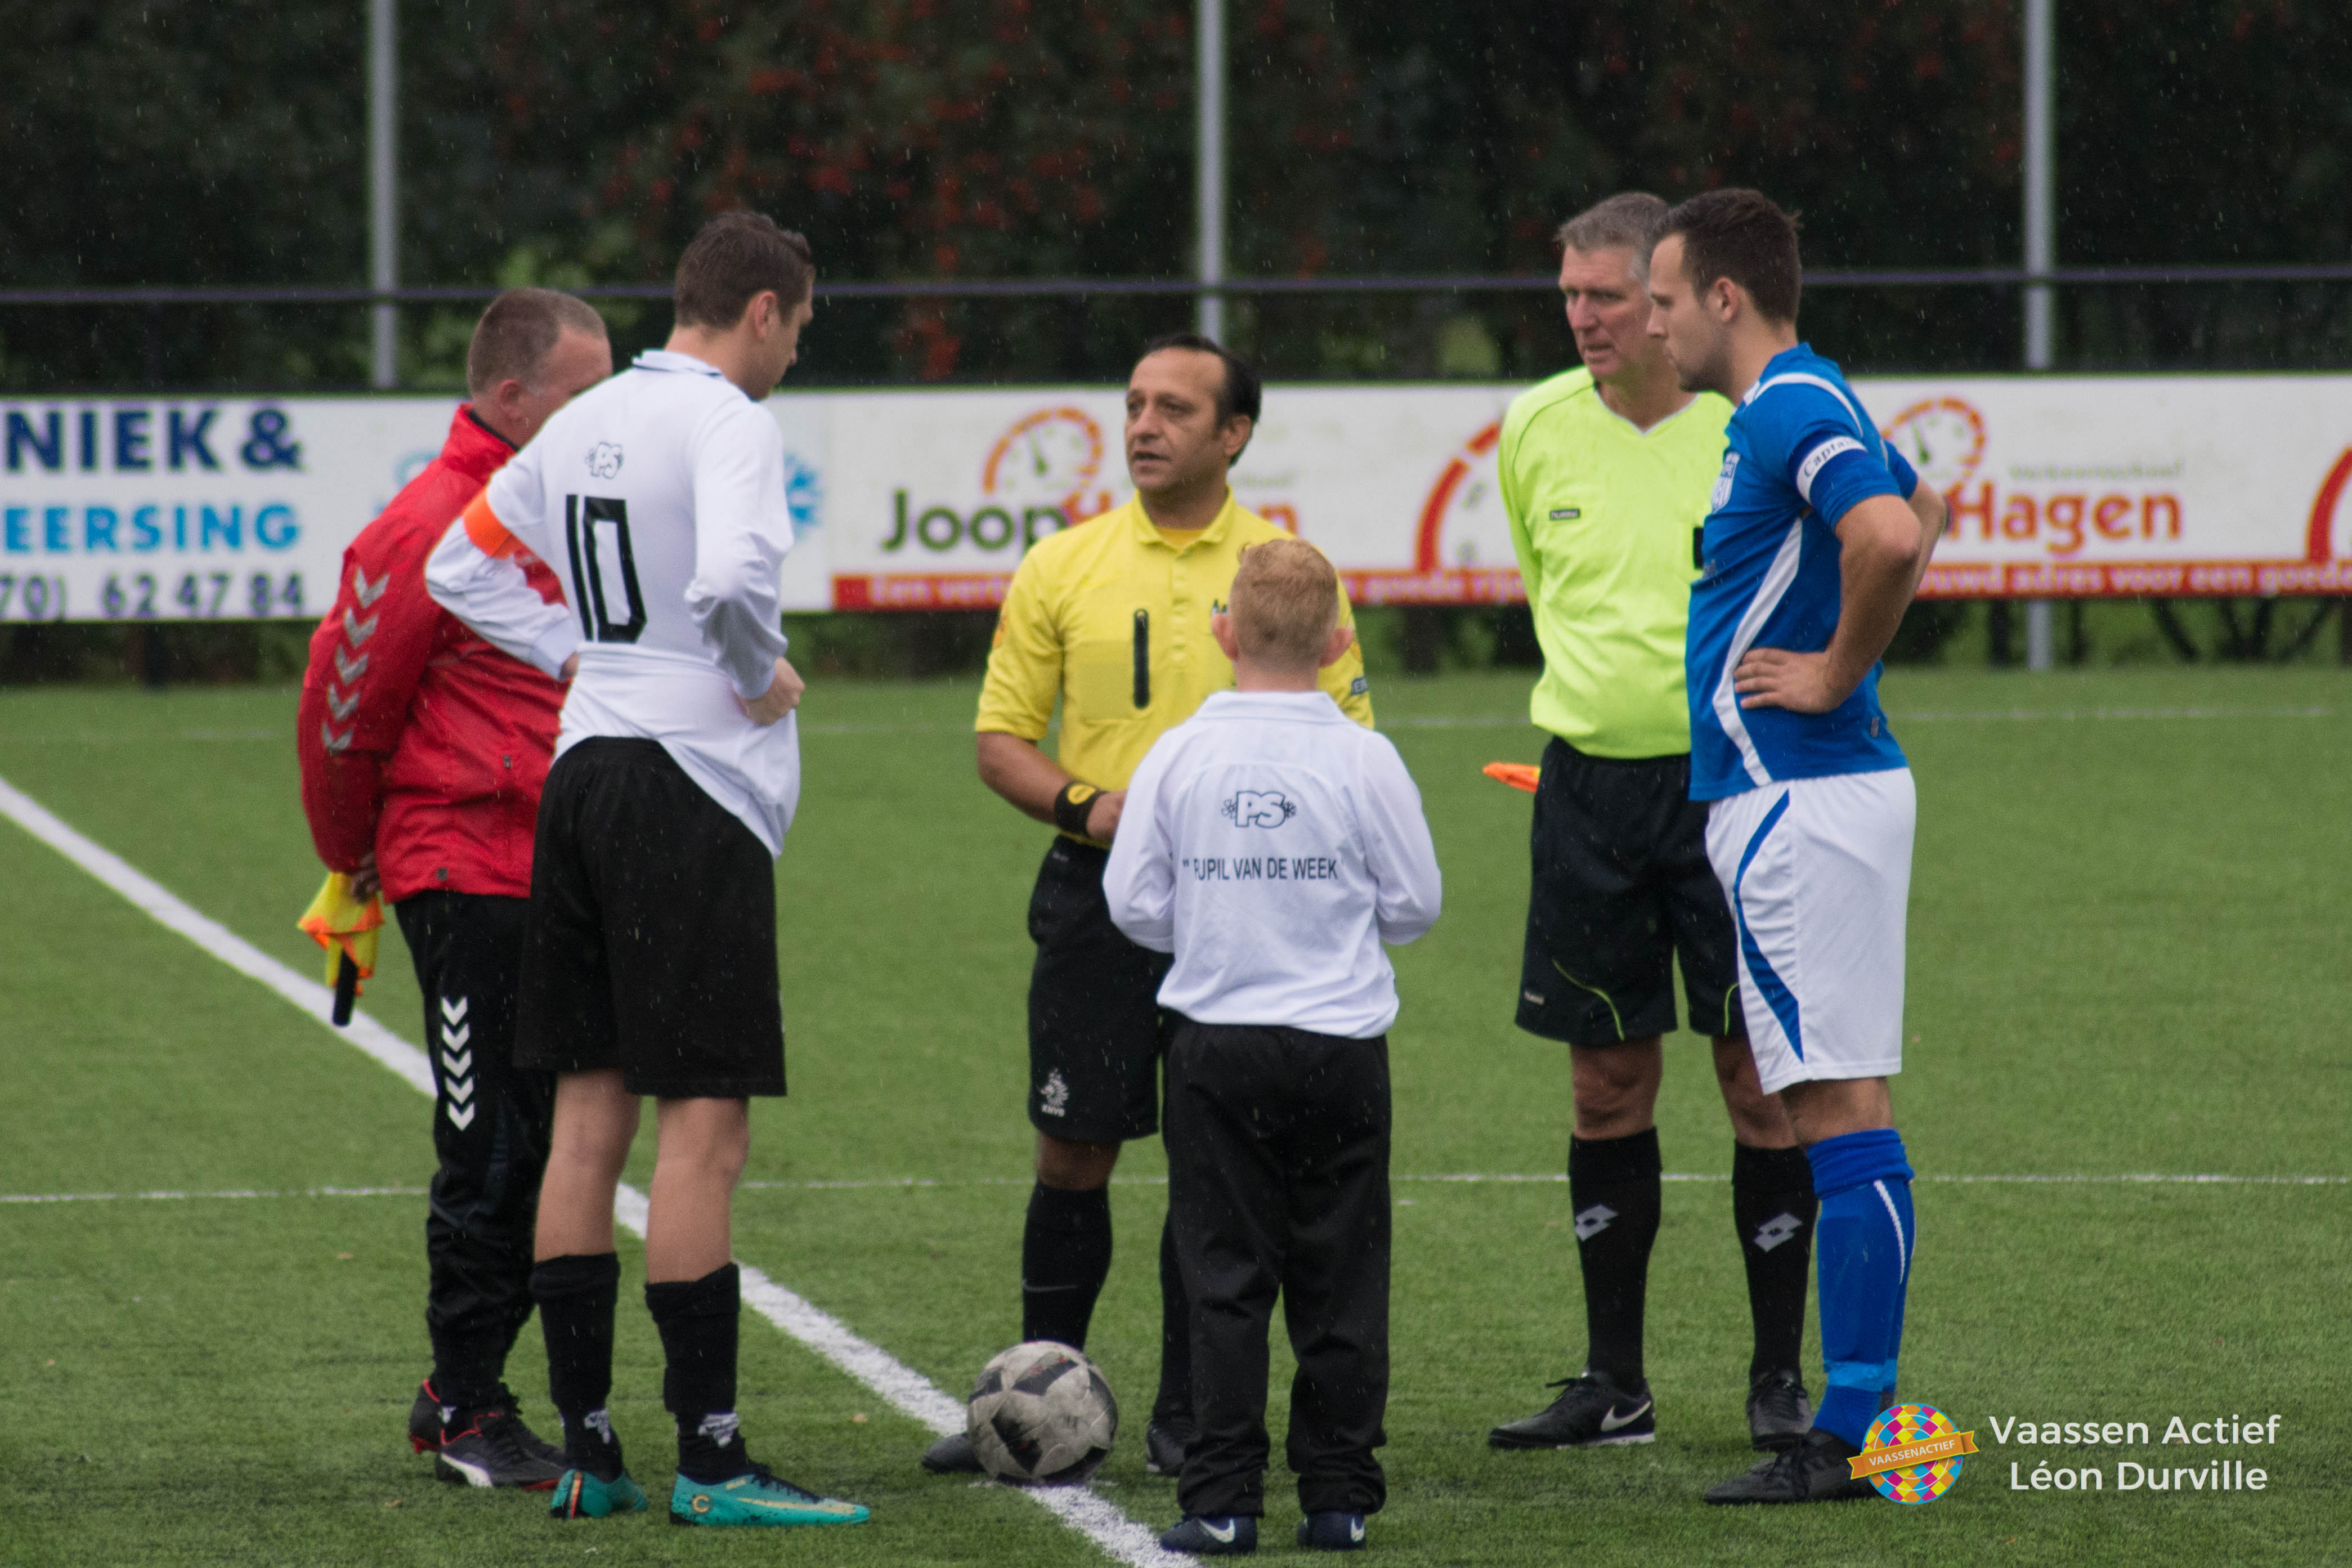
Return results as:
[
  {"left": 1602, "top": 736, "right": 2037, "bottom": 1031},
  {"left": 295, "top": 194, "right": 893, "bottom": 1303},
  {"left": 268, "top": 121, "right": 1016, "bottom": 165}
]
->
[
  {"left": 919, "top": 334, "right": 1374, "bottom": 1478},
  {"left": 1482, "top": 195, "right": 1817, "bottom": 1458}
]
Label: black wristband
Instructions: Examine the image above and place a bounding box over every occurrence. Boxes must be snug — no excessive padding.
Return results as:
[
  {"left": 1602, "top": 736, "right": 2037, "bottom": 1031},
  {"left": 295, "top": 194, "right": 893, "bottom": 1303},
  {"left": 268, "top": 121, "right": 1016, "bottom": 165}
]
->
[{"left": 1052, "top": 782, "right": 1100, "bottom": 837}]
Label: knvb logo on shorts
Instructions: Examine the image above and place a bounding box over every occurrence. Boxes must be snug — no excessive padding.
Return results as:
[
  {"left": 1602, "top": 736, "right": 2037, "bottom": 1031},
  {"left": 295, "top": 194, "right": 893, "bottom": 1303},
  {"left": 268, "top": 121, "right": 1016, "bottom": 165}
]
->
[{"left": 1220, "top": 790, "right": 1297, "bottom": 828}]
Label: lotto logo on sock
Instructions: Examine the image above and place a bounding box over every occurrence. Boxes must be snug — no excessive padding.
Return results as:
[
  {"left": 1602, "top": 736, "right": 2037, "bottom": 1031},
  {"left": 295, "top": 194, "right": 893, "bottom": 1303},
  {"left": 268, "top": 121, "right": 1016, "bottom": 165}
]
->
[{"left": 1853, "top": 1404, "right": 1977, "bottom": 1504}]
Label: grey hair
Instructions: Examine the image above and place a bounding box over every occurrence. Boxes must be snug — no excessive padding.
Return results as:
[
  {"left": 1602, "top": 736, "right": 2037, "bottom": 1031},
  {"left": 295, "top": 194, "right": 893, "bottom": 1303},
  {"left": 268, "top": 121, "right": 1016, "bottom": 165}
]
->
[{"left": 1555, "top": 192, "right": 1672, "bottom": 282}]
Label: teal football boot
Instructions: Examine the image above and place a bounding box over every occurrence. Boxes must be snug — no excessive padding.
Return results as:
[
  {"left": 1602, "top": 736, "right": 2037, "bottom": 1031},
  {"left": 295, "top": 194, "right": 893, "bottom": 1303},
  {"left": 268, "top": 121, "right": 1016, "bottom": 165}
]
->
[
  {"left": 549, "top": 1467, "right": 649, "bottom": 1520},
  {"left": 669, "top": 1464, "right": 870, "bottom": 1527}
]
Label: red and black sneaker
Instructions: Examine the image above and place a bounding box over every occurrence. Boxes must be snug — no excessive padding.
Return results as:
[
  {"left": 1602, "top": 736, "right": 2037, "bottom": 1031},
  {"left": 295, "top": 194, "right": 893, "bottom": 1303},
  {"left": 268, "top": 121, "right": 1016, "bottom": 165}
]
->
[
  {"left": 408, "top": 1378, "right": 450, "bottom": 1455},
  {"left": 433, "top": 1390, "right": 567, "bottom": 1490}
]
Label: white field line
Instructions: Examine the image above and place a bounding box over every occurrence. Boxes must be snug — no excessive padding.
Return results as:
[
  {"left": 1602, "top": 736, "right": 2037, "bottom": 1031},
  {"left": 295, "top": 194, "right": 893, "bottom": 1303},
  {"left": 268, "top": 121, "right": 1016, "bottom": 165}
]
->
[
  {"left": 0, "top": 773, "right": 1193, "bottom": 1568},
  {"left": 3, "top": 1185, "right": 429, "bottom": 1204}
]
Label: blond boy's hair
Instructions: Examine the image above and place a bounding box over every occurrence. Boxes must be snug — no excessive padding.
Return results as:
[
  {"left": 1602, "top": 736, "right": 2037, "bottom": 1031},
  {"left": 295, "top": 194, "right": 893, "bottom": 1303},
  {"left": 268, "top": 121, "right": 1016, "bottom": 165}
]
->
[{"left": 1227, "top": 537, "right": 1341, "bottom": 667}]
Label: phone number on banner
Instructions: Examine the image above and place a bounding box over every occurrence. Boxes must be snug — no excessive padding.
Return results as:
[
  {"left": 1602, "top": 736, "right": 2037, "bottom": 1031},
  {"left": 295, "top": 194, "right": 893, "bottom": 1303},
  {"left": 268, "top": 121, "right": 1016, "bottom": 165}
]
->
[{"left": 0, "top": 571, "right": 308, "bottom": 623}]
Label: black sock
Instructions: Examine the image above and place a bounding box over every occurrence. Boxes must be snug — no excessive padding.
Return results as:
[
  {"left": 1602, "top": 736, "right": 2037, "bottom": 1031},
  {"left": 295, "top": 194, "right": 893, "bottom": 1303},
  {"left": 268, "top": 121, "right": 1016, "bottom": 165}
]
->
[
  {"left": 1020, "top": 1183, "right": 1113, "bottom": 1350},
  {"left": 427, "top": 1342, "right": 505, "bottom": 1416},
  {"left": 1151, "top": 1208, "right": 1193, "bottom": 1432},
  {"left": 532, "top": 1252, "right": 621, "bottom": 1475},
  {"left": 646, "top": 1263, "right": 746, "bottom": 1482},
  {"left": 1732, "top": 1141, "right": 1818, "bottom": 1381},
  {"left": 1568, "top": 1128, "right": 1661, "bottom": 1391}
]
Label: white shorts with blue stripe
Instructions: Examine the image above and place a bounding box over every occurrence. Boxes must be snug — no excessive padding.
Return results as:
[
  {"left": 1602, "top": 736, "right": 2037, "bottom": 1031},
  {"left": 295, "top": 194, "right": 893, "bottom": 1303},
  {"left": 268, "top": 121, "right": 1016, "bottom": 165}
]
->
[{"left": 1703, "top": 769, "right": 1915, "bottom": 1095}]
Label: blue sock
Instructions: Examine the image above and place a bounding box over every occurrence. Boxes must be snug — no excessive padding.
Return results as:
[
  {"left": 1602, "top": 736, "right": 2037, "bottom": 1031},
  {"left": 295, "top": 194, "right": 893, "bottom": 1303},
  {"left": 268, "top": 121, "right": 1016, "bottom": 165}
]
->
[{"left": 1804, "top": 1129, "right": 1915, "bottom": 1448}]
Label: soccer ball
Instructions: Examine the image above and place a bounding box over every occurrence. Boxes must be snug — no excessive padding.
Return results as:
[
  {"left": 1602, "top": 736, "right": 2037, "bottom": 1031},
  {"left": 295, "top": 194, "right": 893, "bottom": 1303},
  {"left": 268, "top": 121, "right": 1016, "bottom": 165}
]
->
[{"left": 964, "top": 1340, "right": 1119, "bottom": 1484}]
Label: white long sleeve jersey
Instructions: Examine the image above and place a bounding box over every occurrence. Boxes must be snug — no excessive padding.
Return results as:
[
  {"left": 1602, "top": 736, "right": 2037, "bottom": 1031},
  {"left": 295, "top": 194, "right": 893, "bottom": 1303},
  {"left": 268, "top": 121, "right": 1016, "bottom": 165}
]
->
[
  {"left": 1103, "top": 689, "right": 1442, "bottom": 1040},
  {"left": 426, "top": 350, "right": 800, "bottom": 855}
]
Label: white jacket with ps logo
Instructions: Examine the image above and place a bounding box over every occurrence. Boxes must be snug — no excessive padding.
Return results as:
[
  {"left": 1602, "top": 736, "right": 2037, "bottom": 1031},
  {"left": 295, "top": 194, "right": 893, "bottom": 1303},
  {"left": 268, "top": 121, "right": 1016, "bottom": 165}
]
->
[{"left": 1104, "top": 689, "right": 1442, "bottom": 1038}]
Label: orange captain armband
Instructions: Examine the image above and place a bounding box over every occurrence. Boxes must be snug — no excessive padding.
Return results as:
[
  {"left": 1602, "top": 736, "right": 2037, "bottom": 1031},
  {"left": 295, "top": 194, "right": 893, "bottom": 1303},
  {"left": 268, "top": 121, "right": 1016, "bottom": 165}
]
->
[{"left": 460, "top": 491, "right": 519, "bottom": 557}]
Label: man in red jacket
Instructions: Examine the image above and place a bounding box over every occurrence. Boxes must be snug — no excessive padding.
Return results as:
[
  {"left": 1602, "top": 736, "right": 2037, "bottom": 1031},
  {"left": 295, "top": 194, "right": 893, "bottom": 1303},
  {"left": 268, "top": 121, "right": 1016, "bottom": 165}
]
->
[{"left": 298, "top": 287, "right": 610, "bottom": 1489}]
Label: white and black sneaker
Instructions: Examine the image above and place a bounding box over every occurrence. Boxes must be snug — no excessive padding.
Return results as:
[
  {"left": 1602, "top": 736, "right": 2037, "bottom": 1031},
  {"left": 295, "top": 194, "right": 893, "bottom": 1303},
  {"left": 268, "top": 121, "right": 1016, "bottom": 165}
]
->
[
  {"left": 1297, "top": 1510, "right": 1369, "bottom": 1551},
  {"left": 1487, "top": 1373, "right": 1656, "bottom": 1449},
  {"left": 1159, "top": 1514, "right": 1257, "bottom": 1555},
  {"left": 434, "top": 1394, "right": 566, "bottom": 1490}
]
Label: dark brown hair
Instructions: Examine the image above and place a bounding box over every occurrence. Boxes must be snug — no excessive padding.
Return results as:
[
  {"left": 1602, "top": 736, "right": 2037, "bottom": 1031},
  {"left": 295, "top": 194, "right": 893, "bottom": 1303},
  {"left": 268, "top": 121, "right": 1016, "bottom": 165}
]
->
[
  {"left": 1660, "top": 189, "right": 1803, "bottom": 324},
  {"left": 465, "top": 288, "right": 607, "bottom": 396},
  {"left": 673, "top": 212, "right": 816, "bottom": 330},
  {"left": 1139, "top": 331, "right": 1262, "bottom": 427}
]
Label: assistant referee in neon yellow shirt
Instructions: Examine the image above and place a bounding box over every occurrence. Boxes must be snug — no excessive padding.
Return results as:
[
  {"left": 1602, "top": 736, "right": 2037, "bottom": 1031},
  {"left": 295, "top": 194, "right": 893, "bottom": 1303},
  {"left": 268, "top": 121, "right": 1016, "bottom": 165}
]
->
[
  {"left": 915, "top": 334, "right": 1372, "bottom": 1479},
  {"left": 1484, "top": 194, "right": 1821, "bottom": 1461}
]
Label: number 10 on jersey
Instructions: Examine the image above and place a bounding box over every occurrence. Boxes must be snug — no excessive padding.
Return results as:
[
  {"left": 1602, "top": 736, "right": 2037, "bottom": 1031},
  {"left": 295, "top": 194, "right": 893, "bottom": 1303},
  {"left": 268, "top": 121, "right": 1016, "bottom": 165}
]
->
[{"left": 564, "top": 495, "right": 646, "bottom": 643}]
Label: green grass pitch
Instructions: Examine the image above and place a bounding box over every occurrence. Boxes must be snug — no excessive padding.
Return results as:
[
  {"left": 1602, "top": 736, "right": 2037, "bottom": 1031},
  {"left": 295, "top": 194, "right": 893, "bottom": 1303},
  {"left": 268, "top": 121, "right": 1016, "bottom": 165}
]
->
[{"left": 2, "top": 665, "right": 2347, "bottom": 1566}]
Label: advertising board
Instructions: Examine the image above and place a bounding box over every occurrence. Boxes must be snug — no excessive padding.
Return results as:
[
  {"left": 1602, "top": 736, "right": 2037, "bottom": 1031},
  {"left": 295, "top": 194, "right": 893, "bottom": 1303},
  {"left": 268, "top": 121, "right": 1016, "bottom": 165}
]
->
[{"left": 8, "top": 375, "right": 2349, "bottom": 621}]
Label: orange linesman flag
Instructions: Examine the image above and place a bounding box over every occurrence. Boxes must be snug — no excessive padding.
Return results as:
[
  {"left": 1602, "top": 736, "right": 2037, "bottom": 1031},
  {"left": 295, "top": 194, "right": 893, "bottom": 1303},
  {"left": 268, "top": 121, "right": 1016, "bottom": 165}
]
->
[
  {"left": 298, "top": 872, "right": 382, "bottom": 1022},
  {"left": 1482, "top": 762, "right": 1540, "bottom": 795}
]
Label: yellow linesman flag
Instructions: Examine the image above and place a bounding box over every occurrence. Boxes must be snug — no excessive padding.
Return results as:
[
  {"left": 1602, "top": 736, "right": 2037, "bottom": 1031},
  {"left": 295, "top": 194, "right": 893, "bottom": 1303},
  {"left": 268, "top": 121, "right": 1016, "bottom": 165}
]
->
[{"left": 298, "top": 872, "right": 382, "bottom": 994}]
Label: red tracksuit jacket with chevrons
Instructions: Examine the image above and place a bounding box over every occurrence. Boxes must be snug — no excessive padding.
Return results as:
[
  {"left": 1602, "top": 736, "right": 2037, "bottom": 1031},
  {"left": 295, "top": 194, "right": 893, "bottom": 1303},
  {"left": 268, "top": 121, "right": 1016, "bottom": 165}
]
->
[{"left": 295, "top": 406, "right": 565, "bottom": 903}]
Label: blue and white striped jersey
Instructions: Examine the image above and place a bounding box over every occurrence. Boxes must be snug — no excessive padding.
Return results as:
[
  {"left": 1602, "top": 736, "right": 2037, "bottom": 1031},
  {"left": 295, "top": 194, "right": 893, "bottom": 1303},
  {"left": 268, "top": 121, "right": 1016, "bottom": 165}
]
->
[{"left": 1686, "top": 344, "right": 1920, "bottom": 801}]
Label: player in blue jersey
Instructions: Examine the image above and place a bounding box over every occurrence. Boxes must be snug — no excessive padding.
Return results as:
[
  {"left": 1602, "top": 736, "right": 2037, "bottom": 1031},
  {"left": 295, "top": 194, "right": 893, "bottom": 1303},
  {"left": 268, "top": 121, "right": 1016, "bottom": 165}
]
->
[{"left": 1643, "top": 189, "right": 1947, "bottom": 1505}]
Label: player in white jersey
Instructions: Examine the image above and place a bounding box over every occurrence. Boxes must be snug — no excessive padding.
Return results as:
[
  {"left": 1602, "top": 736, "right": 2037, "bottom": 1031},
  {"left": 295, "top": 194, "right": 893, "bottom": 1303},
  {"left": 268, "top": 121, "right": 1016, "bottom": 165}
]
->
[
  {"left": 1103, "top": 538, "right": 1440, "bottom": 1556},
  {"left": 1645, "top": 190, "right": 1946, "bottom": 1506},
  {"left": 425, "top": 212, "right": 867, "bottom": 1531}
]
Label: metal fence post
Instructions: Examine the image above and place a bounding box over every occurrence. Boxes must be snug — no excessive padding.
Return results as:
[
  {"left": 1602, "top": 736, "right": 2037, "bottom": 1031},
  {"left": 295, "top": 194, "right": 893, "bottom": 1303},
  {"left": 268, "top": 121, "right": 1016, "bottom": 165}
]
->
[
  {"left": 1195, "top": 0, "right": 1225, "bottom": 343},
  {"left": 2022, "top": 0, "right": 2056, "bottom": 669},
  {"left": 369, "top": 0, "right": 398, "bottom": 390}
]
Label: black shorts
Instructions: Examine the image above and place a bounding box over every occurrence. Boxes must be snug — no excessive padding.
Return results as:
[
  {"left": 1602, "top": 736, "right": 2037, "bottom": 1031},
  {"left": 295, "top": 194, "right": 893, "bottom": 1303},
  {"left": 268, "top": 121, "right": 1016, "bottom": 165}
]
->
[
  {"left": 516, "top": 738, "right": 786, "bottom": 1098},
  {"left": 1517, "top": 736, "right": 1744, "bottom": 1047},
  {"left": 1027, "top": 839, "right": 1175, "bottom": 1143}
]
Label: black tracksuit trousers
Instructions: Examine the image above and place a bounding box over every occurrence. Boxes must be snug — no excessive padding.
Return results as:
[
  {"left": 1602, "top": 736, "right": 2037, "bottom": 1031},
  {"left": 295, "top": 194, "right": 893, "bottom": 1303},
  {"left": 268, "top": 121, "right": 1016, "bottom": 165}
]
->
[
  {"left": 1165, "top": 1019, "right": 1391, "bottom": 1520},
  {"left": 395, "top": 891, "right": 554, "bottom": 1406}
]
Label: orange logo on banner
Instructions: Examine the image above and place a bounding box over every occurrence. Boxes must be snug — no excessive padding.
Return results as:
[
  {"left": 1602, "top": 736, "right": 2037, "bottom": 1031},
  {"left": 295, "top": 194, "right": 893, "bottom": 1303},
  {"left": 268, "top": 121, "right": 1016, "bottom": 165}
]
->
[
  {"left": 2304, "top": 447, "right": 2352, "bottom": 562},
  {"left": 983, "top": 407, "right": 1113, "bottom": 523},
  {"left": 1414, "top": 420, "right": 1503, "bottom": 571},
  {"left": 1881, "top": 397, "right": 1987, "bottom": 493},
  {"left": 1337, "top": 417, "right": 1521, "bottom": 607}
]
